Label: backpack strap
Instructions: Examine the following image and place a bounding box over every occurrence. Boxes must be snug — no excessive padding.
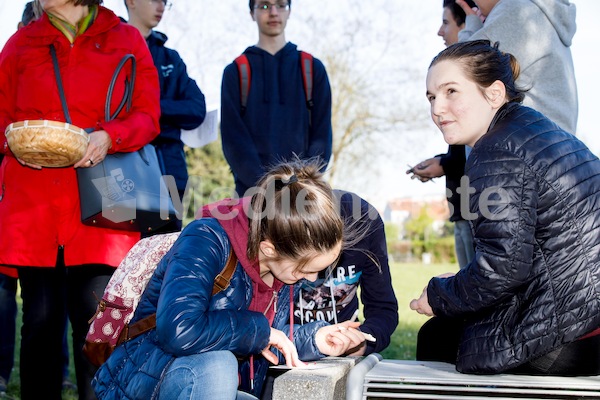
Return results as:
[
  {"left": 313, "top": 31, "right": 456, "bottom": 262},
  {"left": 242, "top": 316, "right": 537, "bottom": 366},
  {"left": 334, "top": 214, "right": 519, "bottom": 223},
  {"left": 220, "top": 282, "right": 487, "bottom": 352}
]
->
[
  {"left": 234, "top": 54, "right": 251, "bottom": 115},
  {"left": 117, "top": 246, "right": 238, "bottom": 345},
  {"left": 212, "top": 246, "right": 238, "bottom": 295},
  {"left": 234, "top": 51, "right": 314, "bottom": 116},
  {"left": 299, "top": 51, "right": 314, "bottom": 110}
]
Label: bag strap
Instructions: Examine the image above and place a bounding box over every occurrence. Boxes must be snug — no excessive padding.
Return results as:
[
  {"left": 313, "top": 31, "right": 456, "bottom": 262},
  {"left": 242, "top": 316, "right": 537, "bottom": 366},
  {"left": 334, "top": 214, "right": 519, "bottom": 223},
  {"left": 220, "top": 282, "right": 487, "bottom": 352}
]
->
[
  {"left": 234, "top": 50, "right": 314, "bottom": 117},
  {"left": 212, "top": 245, "right": 238, "bottom": 295},
  {"left": 50, "top": 44, "right": 136, "bottom": 126},
  {"left": 49, "top": 44, "right": 72, "bottom": 124},
  {"left": 299, "top": 51, "right": 314, "bottom": 111},
  {"left": 234, "top": 54, "right": 251, "bottom": 115},
  {"left": 116, "top": 245, "right": 238, "bottom": 345},
  {"left": 106, "top": 54, "right": 136, "bottom": 122}
]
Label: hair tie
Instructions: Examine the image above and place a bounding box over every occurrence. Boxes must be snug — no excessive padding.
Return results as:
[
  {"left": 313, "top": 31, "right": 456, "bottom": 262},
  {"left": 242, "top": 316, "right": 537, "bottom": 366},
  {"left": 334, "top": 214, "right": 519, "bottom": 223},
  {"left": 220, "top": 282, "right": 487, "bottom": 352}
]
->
[{"left": 274, "top": 174, "right": 298, "bottom": 190}]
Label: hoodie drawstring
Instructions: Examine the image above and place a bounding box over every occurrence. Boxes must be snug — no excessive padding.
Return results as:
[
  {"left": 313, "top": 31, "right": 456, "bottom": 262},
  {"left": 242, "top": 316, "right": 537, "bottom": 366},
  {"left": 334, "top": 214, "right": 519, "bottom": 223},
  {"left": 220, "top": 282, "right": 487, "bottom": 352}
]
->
[
  {"left": 289, "top": 285, "right": 294, "bottom": 341},
  {"left": 328, "top": 266, "right": 338, "bottom": 325}
]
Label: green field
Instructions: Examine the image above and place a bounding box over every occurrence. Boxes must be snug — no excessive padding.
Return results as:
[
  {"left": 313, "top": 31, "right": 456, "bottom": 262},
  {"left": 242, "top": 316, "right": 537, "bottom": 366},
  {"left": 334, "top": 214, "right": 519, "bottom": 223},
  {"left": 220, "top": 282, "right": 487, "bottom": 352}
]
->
[{"left": 5, "top": 262, "right": 456, "bottom": 399}]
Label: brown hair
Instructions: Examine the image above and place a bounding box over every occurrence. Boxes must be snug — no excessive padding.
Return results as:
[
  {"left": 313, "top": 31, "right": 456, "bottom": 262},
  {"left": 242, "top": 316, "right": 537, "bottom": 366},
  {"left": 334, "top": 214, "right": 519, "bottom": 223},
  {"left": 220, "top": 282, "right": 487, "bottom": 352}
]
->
[
  {"left": 247, "top": 158, "right": 342, "bottom": 270},
  {"left": 430, "top": 40, "right": 526, "bottom": 103}
]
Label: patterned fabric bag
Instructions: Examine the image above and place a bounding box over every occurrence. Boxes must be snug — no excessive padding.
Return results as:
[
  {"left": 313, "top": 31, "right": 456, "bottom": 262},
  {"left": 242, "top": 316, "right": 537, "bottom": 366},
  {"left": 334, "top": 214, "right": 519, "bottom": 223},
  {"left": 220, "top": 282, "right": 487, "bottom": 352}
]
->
[
  {"left": 83, "top": 232, "right": 181, "bottom": 366},
  {"left": 83, "top": 231, "right": 237, "bottom": 366}
]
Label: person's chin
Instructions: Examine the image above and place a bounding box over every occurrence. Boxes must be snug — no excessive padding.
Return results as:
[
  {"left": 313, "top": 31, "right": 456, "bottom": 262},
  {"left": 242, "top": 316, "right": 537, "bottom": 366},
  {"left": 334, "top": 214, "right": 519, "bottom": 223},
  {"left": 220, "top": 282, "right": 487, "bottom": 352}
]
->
[{"left": 441, "top": 132, "right": 459, "bottom": 145}]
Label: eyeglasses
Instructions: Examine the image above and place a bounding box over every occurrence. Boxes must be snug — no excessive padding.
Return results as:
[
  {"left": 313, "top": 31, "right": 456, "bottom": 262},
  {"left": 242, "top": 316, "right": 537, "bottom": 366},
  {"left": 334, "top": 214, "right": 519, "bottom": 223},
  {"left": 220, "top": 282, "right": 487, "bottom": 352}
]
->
[
  {"left": 149, "top": 0, "right": 173, "bottom": 10},
  {"left": 254, "top": 2, "right": 290, "bottom": 12}
]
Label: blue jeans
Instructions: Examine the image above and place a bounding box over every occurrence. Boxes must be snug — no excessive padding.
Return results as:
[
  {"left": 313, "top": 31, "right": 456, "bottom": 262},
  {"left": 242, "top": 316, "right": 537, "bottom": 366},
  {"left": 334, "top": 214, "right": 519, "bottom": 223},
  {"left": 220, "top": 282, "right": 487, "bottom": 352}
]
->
[
  {"left": 159, "top": 351, "right": 240, "bottom": 400},
  {"left": 454, "top": 220, "right": 475, "bottom": 269}
]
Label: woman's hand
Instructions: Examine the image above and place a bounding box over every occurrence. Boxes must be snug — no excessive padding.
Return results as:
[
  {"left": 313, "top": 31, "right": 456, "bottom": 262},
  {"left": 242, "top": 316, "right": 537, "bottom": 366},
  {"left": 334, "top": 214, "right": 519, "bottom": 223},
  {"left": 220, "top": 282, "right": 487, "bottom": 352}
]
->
[
  {"left": 16, "top": 158, "right": 42, "bottom": 170},
  {"left": 409, "top": 272, "right": 455, "bottom": 317},
  {"left": 262, "top": 328, "right": 305, "bottom": 368},
  {"left": 74, "top": 129, "right": 112, "bottom": 168},
  {"left": 409, "top": 286, "right": 434, "bottom": 317},
  {"left": 314, "top": 321, "right": 364, "bottom": 356}
]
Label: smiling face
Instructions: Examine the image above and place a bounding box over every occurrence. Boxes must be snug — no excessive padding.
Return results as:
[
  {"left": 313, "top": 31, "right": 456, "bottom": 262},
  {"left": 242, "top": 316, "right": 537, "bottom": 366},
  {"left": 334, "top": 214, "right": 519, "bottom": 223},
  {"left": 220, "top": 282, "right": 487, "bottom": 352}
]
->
[
  {"left": 438, "top": 6, "right": 464, "bottom": 47},
  {"left": 259, "top": 240, "right": 342, "bottom": 285},
  {"left": 426, "top": 60, "right": 503, "bottom": 147}
]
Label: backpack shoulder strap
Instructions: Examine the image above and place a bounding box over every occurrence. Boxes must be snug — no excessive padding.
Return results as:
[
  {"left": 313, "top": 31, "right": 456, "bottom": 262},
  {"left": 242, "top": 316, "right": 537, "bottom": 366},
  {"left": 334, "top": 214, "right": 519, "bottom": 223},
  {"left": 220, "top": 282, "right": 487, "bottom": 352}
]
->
[
  {"left": 234, "top": 54, "right": 251, "bottom": 114},
  {"left": 299, "top": 50, "right": 314, "bottom": 110},
  {"left": 235, "top": 52, "right": 314, "bottom": 113},
  {"left": 212, "top": 246, "right": 238, "bottom": 295}
]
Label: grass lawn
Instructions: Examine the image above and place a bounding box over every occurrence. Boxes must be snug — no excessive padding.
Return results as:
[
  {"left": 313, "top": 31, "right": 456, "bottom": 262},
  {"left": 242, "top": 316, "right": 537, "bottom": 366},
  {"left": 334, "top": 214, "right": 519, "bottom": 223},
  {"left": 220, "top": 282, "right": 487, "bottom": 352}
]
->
[{"left": 5, "top": 262, "right": 456, "bottom": 399}]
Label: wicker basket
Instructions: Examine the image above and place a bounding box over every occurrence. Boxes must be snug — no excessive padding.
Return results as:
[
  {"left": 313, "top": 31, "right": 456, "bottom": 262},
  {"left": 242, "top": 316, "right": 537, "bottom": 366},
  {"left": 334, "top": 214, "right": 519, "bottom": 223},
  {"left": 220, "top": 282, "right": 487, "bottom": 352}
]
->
[{"left": 5, "top": 120, "right": 89, "bottom": 168}]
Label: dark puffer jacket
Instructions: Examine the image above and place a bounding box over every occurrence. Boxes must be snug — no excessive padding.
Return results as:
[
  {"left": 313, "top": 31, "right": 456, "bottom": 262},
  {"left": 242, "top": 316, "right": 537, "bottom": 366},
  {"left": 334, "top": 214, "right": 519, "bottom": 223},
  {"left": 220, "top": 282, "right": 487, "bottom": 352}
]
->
[
  {"left": 92, "top": 219, "right": 327, "bottom": 399},
  {"left": 427, "top": 104, "right": 600, "bottom": 373}
]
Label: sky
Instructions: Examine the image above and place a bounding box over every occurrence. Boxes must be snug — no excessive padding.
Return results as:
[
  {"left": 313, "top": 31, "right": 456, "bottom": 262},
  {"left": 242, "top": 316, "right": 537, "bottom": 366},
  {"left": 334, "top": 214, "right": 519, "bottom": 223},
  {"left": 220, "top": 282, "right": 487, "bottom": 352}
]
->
[{"left": 0, "top": 0, "right": 598, "bottom": 210}]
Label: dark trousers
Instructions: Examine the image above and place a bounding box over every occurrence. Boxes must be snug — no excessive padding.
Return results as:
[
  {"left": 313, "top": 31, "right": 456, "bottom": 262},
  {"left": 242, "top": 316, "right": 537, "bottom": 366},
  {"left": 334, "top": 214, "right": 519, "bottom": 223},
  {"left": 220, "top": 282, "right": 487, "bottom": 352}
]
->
[
  {"left": 417, "top": 317, "right": 600, "bottom": 376},
  {"left": 19, "top": 260, "right": 112, "bottom": 400},
  {"left": 0, "top": 274, "right": 72, "bottom": 385},
  {"left": 0, "top": 274, "right": 17, "bottom": 382}
]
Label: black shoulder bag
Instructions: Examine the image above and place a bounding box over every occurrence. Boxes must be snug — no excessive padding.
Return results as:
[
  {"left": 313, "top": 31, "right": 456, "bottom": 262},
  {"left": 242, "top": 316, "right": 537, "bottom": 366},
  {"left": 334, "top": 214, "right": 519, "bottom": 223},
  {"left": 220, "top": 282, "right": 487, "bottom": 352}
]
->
[{"left": 50, "top": 44, "right": 177, "bottom": 232}]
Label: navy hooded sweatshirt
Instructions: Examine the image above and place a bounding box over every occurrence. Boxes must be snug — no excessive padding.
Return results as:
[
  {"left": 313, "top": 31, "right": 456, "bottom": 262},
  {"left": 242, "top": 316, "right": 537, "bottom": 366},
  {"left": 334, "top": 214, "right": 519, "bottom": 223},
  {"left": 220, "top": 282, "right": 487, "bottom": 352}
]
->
[
  {"left": 146, "top": 30, "right": 206, "bottom": 191},
  {"left": 220, "top": 42, "right": 332, "bottom": 195}
]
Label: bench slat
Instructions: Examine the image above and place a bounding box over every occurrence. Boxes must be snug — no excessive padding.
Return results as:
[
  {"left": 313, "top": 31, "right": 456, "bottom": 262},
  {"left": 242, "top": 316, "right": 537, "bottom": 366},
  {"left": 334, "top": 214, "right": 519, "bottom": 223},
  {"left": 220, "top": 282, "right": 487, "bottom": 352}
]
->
[{"left": 347, "top": 355, "right": 600, "bottom": 400}]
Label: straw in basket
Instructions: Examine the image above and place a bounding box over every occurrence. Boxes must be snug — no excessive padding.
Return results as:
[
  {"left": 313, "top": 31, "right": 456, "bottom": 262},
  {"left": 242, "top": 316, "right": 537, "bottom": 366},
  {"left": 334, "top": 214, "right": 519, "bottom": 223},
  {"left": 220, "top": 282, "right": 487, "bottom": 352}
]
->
[{"left": 5, "top": 119, "right": 89, "bottom": 168}]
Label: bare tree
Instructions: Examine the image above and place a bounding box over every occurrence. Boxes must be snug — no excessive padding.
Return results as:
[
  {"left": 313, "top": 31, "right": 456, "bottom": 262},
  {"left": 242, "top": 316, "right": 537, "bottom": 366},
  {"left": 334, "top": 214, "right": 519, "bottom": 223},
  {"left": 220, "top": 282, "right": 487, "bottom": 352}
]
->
[
  {"left": 157, "top": 0, "right": 442, "bottom": 199},
  {"left": 292, "top": 1, "right": 434, "bottom": 192}
]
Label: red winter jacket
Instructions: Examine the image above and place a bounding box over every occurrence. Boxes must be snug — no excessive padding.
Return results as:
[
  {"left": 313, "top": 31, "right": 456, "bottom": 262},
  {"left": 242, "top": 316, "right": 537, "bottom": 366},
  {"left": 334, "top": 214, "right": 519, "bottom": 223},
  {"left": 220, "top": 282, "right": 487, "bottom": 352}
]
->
[{"left": 0, "top": 6, "right": 160, "bottom": 273}]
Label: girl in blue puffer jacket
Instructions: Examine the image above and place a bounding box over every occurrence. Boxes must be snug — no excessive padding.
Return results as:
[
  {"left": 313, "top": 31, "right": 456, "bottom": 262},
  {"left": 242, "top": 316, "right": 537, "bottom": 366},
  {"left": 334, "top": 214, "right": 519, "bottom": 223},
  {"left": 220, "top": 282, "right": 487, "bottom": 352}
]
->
[
  {"left": 410, "top": 40, "right": 600, "bottom": 376},
  {"left": 93, "top": 159, "right": 367, "bottom": 399}
]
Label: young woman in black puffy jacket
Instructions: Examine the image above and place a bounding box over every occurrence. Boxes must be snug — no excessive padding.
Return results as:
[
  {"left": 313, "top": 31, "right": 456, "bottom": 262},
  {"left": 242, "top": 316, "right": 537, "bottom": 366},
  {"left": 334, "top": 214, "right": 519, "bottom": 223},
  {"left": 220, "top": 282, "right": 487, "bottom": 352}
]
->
[{"left": 410, "top": 40, "right": 600, "bottom": 376}]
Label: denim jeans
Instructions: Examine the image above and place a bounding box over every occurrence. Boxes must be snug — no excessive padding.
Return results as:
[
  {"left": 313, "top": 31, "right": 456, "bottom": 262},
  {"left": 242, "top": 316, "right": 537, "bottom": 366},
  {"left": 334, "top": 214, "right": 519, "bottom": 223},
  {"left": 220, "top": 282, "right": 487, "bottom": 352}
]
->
[
  {"left": 158, "top": 351, "right": 240, "bottom": 400},
  {"left": 0, "top": 274, "right": 17, "bottom": 382},
  {"left": 454, "top": 219, "right": 475, "bottom": 269}
]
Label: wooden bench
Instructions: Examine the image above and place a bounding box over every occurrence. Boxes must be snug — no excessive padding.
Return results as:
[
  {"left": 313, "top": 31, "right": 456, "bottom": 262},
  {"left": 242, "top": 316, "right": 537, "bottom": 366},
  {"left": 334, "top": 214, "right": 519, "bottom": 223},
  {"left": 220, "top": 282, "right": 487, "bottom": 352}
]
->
[{"left": 346, "top": 354, "right": 600, "bottom": 399}]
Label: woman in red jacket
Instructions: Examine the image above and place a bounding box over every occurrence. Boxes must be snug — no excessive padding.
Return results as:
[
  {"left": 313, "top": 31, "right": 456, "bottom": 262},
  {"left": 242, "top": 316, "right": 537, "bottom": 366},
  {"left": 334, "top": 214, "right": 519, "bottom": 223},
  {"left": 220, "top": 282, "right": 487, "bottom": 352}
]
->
[{"left": 0, "top": 0, "right": 160, "bottom": 398}]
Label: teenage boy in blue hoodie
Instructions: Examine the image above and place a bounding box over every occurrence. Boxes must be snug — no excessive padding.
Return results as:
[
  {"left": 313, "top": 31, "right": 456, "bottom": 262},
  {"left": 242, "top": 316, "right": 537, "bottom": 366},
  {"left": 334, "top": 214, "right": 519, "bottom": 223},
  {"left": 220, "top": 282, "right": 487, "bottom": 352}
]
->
[
  {"left": 220, "top": 0, "right": 333, "bottom": 197},
  {"left": 125, "top": 0, "right": 206, "bottom": 232}
]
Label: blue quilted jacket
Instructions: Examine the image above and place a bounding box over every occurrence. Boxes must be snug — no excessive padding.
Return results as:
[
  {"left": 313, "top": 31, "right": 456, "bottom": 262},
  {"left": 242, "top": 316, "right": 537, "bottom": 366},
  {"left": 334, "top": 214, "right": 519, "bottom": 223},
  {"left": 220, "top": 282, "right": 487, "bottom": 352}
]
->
[
  {"left": 428, "top": 104, "right": 600, "bottom": 373},
  {"left": 92, "top": 218, "right": 328, "bottom": 399}
]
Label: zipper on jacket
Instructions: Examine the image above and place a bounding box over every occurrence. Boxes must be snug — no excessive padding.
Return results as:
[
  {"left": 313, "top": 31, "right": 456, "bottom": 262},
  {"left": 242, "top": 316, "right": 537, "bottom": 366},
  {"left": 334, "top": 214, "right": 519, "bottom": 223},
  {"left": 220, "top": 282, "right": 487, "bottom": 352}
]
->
[{"left": 264, "top": 291, "right": 278, "bottom": 315}]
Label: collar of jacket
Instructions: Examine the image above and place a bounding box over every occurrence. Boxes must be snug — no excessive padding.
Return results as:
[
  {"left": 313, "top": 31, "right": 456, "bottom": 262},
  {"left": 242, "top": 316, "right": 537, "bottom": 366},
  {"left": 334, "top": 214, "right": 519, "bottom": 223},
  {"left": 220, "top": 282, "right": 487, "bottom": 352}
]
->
[
  {"left": 147, "top": 30, "right": 168, "bottom": 47},
  {"left": 22, "top": 6, "right": 120, "bottom": 44},
  {"left": 487, "top": 102, "right": 521, "bottom": 134}
]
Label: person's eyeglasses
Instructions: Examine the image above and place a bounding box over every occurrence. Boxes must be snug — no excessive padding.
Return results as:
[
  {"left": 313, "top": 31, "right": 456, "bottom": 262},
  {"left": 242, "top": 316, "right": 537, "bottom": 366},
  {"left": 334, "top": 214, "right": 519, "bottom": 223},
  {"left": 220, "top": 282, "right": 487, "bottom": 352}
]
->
[
  {"left": 149, "top": 0, "right": 173, "bottom": 10},
  {"left": 254, "top": 2, "right": 290, "bottom": 12}
]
